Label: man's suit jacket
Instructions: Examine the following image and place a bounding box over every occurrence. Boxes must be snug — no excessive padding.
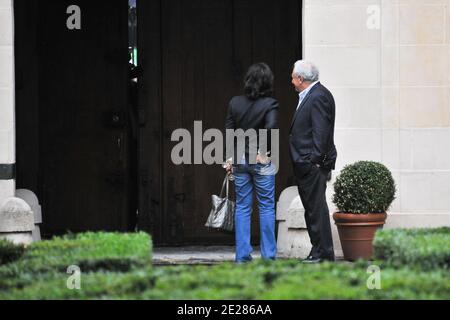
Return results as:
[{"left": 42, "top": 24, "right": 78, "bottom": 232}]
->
[
  {"left": 289, "top": 82, "right": 337, "bottom": 177},
  {"left": 225, "top": 95, "right": 279, "bottom": 164}
]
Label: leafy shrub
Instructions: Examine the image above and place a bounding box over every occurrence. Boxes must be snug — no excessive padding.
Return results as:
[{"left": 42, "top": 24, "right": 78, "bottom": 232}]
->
[
  {"left": 333, "top": 161, "right": 396, "bottom": 213},
  {"left": 373, "top": 227, "right": 450, "bottom": 270},
  {"left": 0, "top": 240, "right": 25, "bottom": 265},
  {"left": 1, "top": 260, "right": 448, "bottom": 300},
  {"left": 0, "top": 232, "right": 152, "bottom": 290}
]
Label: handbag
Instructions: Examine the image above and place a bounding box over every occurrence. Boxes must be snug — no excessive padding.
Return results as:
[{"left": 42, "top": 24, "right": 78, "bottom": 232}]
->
[{"left": 205, "top": 173, "right": 235, "bottom": 232}]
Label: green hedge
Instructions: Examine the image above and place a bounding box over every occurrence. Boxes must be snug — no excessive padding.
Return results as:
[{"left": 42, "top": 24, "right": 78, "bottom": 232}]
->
[
  {"left": 1, "top": 261, "right": 448, "bottom": 300},
  {"left": 373, "top": 227, "right": 450, "bottom": 270},
  {"left": 1, "top": 229, "right": 449, "bottom": 299},
  {"left": 0, "top": 240, "right": 25, "bottom": 265},
  {"left": 0, "top": 232, "right": 152, "bottom": 291}
]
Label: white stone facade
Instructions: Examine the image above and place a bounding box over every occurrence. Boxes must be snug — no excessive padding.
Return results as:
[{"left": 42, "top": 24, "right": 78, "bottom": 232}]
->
[
  {"left": 278, "top": 0, "right": 450, "bottom": 258},
  {"left": 0, "top": 0, "right": 15, "bottom": 200}
]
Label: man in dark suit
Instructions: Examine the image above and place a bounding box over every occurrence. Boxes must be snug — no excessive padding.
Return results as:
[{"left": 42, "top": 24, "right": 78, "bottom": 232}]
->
[{"left": 289, "top": 60, "right": 337, "bottom": 263}]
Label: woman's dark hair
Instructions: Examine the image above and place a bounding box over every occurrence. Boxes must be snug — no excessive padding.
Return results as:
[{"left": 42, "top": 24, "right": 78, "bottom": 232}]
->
[{"left": 244, "top": 63, "right": 274, "bottom": 100}]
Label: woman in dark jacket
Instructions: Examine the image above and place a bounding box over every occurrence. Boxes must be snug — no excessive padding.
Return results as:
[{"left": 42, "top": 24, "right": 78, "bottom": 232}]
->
[{"left": 224, "top": 63, "right": 279, "bottom": 263}]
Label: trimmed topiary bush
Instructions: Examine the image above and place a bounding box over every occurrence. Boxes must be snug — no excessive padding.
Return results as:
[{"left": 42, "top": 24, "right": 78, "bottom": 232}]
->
[
  {"left": 0, "top": 240, "right": 25, "bottom": 265},
  {"left": 373, "top": 227, "right": 450, "bottom": 270},
  {"left": 333, "top": 161, "right": 396, "bottom": 214}
]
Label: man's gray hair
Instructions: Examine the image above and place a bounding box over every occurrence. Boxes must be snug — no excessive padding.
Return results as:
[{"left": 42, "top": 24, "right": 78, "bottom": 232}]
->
[{"left": 293, "top": 60, "right": 320, "bottom": 82}]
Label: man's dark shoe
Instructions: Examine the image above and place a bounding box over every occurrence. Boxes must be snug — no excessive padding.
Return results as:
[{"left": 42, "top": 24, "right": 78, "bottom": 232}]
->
[
  {"left": 301, "top": 255, "right": 323, "bottom": 264},
  {"left": 302, "top": 253, "right": 335, "bottom": 264}
]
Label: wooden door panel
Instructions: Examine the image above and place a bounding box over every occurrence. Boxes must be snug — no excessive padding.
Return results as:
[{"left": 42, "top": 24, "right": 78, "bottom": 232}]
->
[
  {"left": 139, "top": 0, "right": 301, "bottom": 245},
  {"left": 38, "top": 0, "right": 131, "bottom": 234}
]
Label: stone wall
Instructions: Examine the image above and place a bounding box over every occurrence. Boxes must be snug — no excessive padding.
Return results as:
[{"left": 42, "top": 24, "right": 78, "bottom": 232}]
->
[
  {"left": 278, "top": 0, "right": 450, "bottom": 258},
  {"left": 304, "top": 0, "right": 450, "bottom": 216},
  {"left": 0, "top": 0, "right": 15, "bottom": 203}
]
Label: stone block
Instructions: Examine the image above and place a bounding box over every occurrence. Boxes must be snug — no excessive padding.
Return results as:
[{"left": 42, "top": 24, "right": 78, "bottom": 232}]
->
[
  {"left": 276, "top": 222, "right": 312, "bottom": 259},
  {"left": 0, "top": 7, "right": 12, "bottom": 46},
  {"left": 0, "top": 46, "right": 13, "bottom": 88},
  {"left": 0, "top": 179, "right": 15, "bottom": 201},
  {"left": 382, "top": 3, "right": 399, "bottom": 45},
  {"left": 276, "top": 186, "right": 299, "bottom": 221},
  {"left": 286, "top": 196, "right": 307, "bottom": 229},
  {"left": 334, "top": 128, "right": 382, "bottom": 172},
  {"left": 0, "top": 130, "right": 14, "bottom": 164},
  {"left": 399, "top": 172, "right": 433, "bottom": 212},
  {"left": 305, "top": 5, "right": 380, "bottom": 46},
  {"left": 305, "top": 46, "right": 381, "bottom": 87},
  {"left": 382, "top": 88, "right": 399, "bottom": 129},
  {"left": 430, "top": 173, "right": 450, "bottom": 210},
  {"left": 333, "top": 88, "right": 382, "bottom": 128},
  {"left": 385, "top": 212, "right": 450, "bottom": 228},
  {"left": 399, "top": 5, "right": 445, "bottom": 45},
  {"left": 399, "top": 46, "right": 446, "bottom": 86},
  {"left": 0, "top": 88, "right": 14, "bottom": 130},
  {"left": 0, "top": 197, "right": 34, "bottom": 232},
  {"left": 16, "top": 189, "right": 42, "bottom": 224},
  {"left": 32, "top": 225, "right": 41, "bottom": 242},
  {"left": 447, "top": 6, "right": 450, "bottom": 44},
  {"left": 382, "top": 129, "right": 400, "bottom": 170},
  {"left": 276, "top": 221, "right": 290, "bottom": 256},
  {"left": 381, "top": 46, "right": 399, "bottom": 86},
  {"left": 400, "top": 87, "right": 448, "bottom": 128}
]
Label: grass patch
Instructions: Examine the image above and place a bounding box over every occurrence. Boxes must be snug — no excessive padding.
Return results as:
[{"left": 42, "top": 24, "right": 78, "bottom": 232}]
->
[{"left": 373, "top": 227, "right": 450, "bottom": 270}]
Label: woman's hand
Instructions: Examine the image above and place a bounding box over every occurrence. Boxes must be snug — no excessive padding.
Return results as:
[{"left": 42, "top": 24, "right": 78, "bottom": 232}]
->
[
  {"left": 256, "top": 154, "right": 270, "bottom": 165},
  {"left": 224, "top": 163, "right": 233, "bottom": 173},
  {"left": 223, "top": 159, "right": 233, "bottom": 173}
]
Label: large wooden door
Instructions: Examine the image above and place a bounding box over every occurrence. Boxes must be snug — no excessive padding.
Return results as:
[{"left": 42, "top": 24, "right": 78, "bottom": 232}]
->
[
  {"left": 35, "top": 0, "right": 134, "bottom": 234},
  {"left": 138, "top": 0, "right": 301, "bottom": 245}
]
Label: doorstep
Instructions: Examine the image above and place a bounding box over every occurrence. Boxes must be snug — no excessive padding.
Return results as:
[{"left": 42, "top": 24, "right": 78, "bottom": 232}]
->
[
  {"left": 152, "top": 246, "right": 349, "bottom": 265},
  {"left": 152, "top": 246, "right": 260, "bottom": 265}
]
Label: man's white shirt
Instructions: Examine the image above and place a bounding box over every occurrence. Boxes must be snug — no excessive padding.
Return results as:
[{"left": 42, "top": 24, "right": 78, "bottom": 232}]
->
[{"left": 296, "top": 81, "right": 319, "bottom": 111}]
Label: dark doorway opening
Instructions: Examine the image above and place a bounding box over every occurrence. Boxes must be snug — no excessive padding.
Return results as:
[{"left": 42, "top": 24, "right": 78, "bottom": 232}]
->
[{"left": 15, "top": 0, "right": 137, "bottom": 236}]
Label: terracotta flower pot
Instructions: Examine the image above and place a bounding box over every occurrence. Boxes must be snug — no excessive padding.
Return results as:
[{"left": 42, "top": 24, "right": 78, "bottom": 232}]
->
[{"left": 333, "top": 212, "right": 387, "bottom": 261}]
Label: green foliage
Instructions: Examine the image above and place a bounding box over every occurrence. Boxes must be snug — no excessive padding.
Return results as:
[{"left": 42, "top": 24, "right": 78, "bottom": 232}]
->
[
  {"left": 373, "top": 227, "right": 450, "bottom": 270},
  {"left": 1, "top": 260, "right": 448, "bottom": 300},
  {"left": 0, "top": 232, "right": 152, "bottom": 291},
  {"left": 333, "top": 161, "right": 396, "bottom": 214},
  {"left": 0, "top": 240, "right": 25, "bottom": 265},
  {"left": 0, "top": 229, "right": 448, "bottom": 300}
]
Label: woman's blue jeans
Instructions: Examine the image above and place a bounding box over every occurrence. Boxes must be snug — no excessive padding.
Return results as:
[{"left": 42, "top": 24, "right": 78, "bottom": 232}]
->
[{"left": 233, "top": 163, "right": 277, "bottom": 262}]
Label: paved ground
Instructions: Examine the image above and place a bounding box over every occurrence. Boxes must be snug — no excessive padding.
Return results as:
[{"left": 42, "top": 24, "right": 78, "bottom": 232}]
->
[
  {"left": 152, "top": 246, "right": 260, "bottom": 265},
  {"left": 152, "top": 246, "right": 346, "bottom": 265}
]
